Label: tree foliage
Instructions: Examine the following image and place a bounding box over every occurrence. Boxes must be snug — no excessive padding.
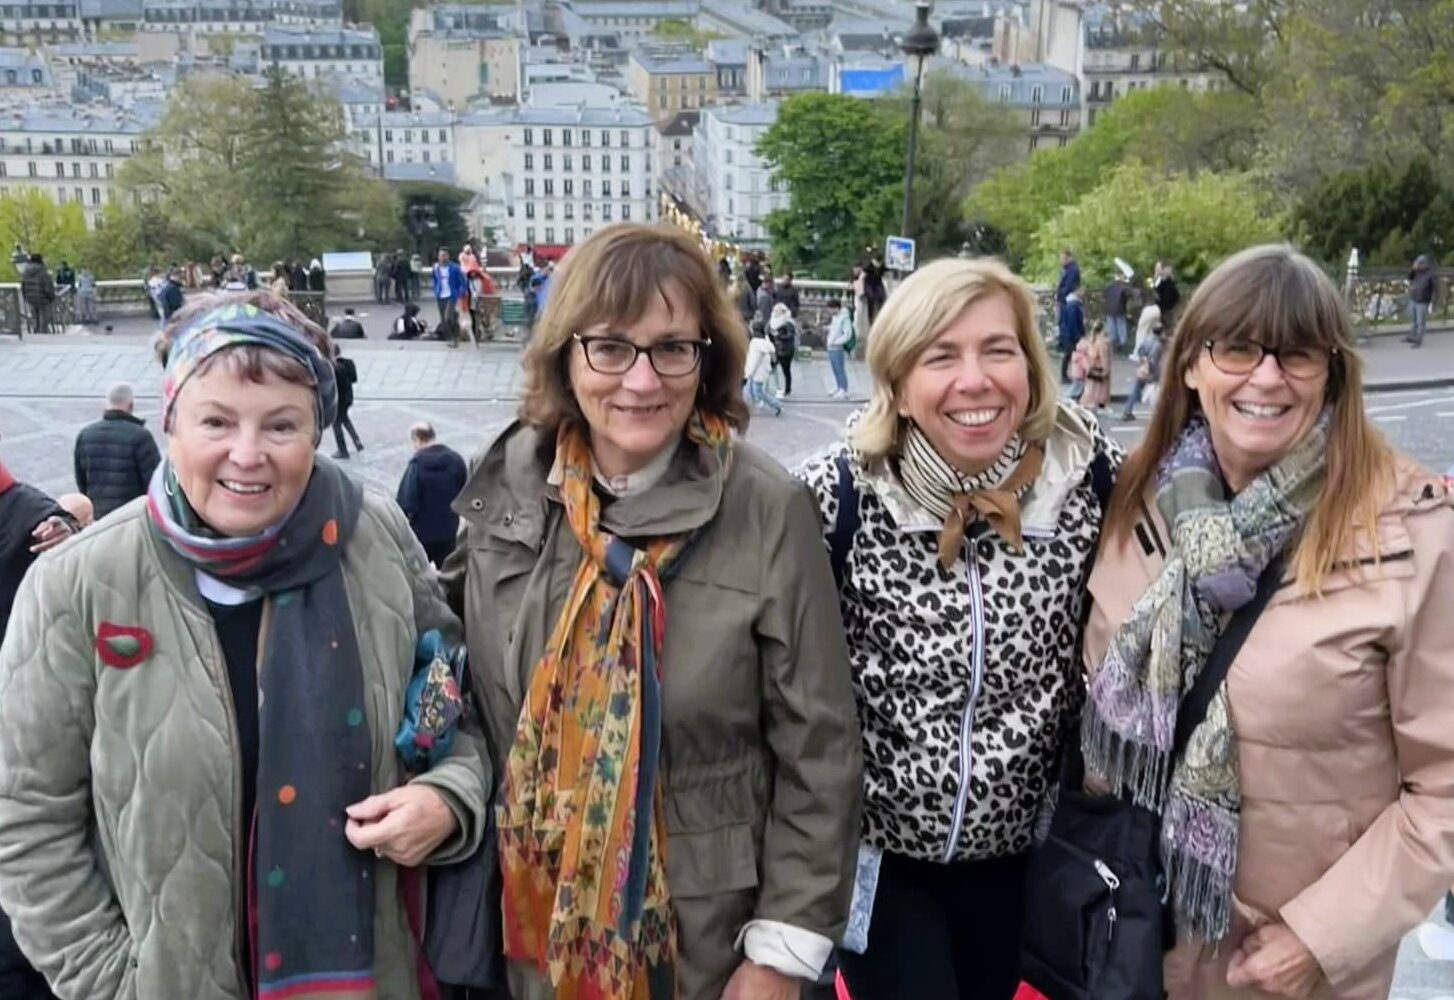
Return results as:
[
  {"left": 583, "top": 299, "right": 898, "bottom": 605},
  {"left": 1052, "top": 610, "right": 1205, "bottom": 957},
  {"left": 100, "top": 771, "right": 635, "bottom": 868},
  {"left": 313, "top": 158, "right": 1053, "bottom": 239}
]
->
[
  {"left": 121, "top": 70, "right": 402, "bottom": 265},
  {"left": 1293, "top": 159, "right": 1454, "bottom": 266},
  {"left": 0, "top": 189, "right": 88, "bottom": 280},
  {"left": 1024, "top": 163, "right": 1285, "bottom": 286}
]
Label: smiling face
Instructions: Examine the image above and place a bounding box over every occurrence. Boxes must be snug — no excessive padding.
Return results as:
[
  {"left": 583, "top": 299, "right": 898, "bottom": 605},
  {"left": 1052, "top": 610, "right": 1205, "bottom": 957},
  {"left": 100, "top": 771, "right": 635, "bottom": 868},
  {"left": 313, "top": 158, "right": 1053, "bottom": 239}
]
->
[
  {"left": 168, "top": 365, "right": 317, "bottom": 536},
  {"left": 567, "top": 280, "right": 703, "bottom": 480},
  {"left": 1185, "top": 343, "right": 1328, "bottom": 492},
  {"left": 896, "top": 291, "right": 1031, "bottom": 476}
]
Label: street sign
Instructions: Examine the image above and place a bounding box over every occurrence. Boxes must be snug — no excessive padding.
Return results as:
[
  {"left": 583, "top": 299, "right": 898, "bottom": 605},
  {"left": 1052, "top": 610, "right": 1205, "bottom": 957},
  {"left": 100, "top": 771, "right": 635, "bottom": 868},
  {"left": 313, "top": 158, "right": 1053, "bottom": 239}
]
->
[{"left": 885, "top": 235, "right": 916, "bottom": 272}]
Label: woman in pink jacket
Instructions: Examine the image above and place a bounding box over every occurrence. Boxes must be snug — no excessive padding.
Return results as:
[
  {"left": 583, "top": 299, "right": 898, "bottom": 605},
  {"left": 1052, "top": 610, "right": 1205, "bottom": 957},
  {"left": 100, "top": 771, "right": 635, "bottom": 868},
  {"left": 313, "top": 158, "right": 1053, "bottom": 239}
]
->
[{"left": 1082, "top": 244, "right": 1454, "bottom": 999}]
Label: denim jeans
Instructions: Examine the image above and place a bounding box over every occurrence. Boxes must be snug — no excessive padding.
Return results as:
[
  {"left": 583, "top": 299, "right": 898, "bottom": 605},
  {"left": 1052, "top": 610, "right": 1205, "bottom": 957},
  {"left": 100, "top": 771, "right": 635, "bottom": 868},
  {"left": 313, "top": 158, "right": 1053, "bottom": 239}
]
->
[
  {"left": 745, "top": 377, "right": 781, "bottom": 412},
  {"left": 828, "top": 347, "right": 849, "bottom": 393},
  {"left": 1411, "top": 300, "right": 1430, "bottom": 345},
  {"left": 1122, "top": 378, "right": 1149, "bottom": 416},
  {"left": 1106, "top": 314, "right": 1128, "bottom": 349}
]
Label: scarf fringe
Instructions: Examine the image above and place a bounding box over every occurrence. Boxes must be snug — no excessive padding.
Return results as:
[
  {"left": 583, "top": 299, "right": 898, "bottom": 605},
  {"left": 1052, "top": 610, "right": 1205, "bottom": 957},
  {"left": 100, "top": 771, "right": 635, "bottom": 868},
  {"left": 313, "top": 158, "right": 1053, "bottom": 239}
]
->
[
  {"left": 1079, "top": 708, "right": 1173, "bottom": 813},
  {"left": 1162, "top": 845, "right": 1234, "bottom": 943}
]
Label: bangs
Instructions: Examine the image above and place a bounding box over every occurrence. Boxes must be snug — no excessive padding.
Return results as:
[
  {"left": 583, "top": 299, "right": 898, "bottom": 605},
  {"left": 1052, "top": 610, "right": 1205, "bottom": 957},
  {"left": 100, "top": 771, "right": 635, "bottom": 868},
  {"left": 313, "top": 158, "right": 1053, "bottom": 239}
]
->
[
  {"left": 194, "top": 344, "right": 314, "bottom": 386},
  {"left": 1193, "top": 249, "right": 1352, "bottom": 354},
  {"left": 567, "top": 240, "right": 709, "bottom": 334}
]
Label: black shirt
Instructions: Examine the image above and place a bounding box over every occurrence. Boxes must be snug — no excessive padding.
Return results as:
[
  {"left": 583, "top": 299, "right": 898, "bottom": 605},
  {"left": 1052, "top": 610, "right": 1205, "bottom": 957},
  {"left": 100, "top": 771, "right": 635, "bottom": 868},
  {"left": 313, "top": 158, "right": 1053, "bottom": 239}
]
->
[{"left": 205, "top": 597, "right": 263, "bottom": 845}]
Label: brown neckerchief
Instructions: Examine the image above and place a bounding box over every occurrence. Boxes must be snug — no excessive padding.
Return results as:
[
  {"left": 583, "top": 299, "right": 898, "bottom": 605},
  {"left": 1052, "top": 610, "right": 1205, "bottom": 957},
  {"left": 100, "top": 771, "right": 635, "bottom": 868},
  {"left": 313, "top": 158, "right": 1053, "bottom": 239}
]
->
[{"left": 936, "top": 442, "right": 1045, "bottom": 569}]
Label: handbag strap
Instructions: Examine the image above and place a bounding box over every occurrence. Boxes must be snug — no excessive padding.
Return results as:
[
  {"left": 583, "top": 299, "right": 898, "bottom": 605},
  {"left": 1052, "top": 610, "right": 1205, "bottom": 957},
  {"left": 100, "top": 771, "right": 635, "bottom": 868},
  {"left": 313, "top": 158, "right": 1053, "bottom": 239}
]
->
[{"left": 1170, "top": 553, "right": 1285, "bottom": 758}]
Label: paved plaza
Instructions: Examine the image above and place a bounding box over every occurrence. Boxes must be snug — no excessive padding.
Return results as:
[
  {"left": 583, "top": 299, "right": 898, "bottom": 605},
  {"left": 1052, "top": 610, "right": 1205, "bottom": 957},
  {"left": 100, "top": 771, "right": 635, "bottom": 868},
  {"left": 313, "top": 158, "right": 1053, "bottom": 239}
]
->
[{"left": 1, "top": 328, "right": 1453, "bottom": 995}]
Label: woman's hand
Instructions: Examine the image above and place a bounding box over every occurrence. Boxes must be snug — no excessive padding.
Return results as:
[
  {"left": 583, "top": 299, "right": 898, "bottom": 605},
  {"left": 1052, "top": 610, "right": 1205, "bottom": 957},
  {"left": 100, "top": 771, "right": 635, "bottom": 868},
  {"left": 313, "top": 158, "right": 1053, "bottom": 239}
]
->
[
  {"left": 344, "top": 785, "right": 457, "bottom": 867},
  {"left": 720, "top": 960, "right": 799, "bottom": 1000},
  {"left": 1225, "top": 923, "right": 1322, "bottom": 998}
]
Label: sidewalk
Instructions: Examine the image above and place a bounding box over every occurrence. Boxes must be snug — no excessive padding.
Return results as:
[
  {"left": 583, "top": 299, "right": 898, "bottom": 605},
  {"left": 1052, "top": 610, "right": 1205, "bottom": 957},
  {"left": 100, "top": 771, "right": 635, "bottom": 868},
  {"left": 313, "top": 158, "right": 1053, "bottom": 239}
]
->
[{"left": 3, "top": 316, "right": 1451, "bottom": 404}]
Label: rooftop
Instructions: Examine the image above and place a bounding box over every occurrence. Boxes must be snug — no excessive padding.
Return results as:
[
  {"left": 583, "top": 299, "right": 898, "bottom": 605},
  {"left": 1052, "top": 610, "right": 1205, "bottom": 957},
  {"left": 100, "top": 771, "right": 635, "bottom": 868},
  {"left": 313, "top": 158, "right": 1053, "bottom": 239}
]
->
[
  {"left": 50, "top": 41, "right": 139, "bottom": 57},
  {"left": 705, "top": 100, "right": 778, "bottom": 126},
  {"left": 699, "top": 0, "right": 795, "bottom": 37},
  {"left": 630, "top": 50, "right": 712, "bottom": 75},
  {"left": 705, "top": 37, "right": 748, "bottom": 64},
  {"left": 0, "top": 101, "right": 163, "bottom": 133},
  {"left": 383, "top": 161, "right": 458, "bottom": 185},
  {"left": 458, "top": 104, "right": 652, "bottom": 127},
  {"left": 262, "top": 24, "right": 379, "bottom": 45},
  {"left": 568, "top": 0, "right": 698, "bottom": 19}
]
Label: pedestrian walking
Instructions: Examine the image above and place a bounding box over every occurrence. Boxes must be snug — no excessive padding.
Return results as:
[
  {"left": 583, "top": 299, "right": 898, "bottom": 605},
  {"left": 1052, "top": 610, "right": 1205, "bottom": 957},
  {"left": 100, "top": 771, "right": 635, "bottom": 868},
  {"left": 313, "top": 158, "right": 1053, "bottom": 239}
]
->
[
  {"left": 0, "top": 293, "right": 488, "bottom": 1000},
  {"left": 395, "top": 422, "right": 467, "bottom": 566},
  {"left": 431, "top": 249, "right": 466, "bottom": 347},
  {"left": 798, "top": 256, "right": 1120, "bottom": 1000},
  {"left": 1080, "top": 245, "right": 1454, "bottom": 1000},
  {"left": 158, "top": 269, "right": 185, "bottom": 320},
  {"left": 1103, "top": 270, "right": 1131, "bottom": 351},
  {"left": 744, "top": 253, "right": 762, "bottom": 293},
  {"left": 438, "top": 222, "right": 860, "bottom": 1000},
  {"left": 826, "top": 297, "right": 854, "bottom": 398},
  {"left": 1120, "top": 321, "right": 1166, "bottom": 420},
  {"left": 75, "top": 265, "right": 98, "bottom": 324},
  {"left": 862, "top": 256, "right": 887, "bottom": 328},
  {"left": 1406, "top": 253, "right": 1436, "bottom": 348},
  {"left": 1134, "top": 299, "right": 1163, "bottom": 352},
  {"left": 392, "top": 249, "right": 411, "bottom": 303},
  {"left": 754, "top": 277, "right": 773, "bottom": 323},
  {"left": 1056, "top": 248, "right": 1081, "bottom": 322},
  {"left": 72, "top": 382, "right": 161, "bottom": 520},
  {"left": 769, "top": 301, "right": 799, "bottom": 395},
  {"left": 744, "top": 318, "right": 783, "bottom": 415},
  {"left": 1058, "top": 282, "right": 1086, "bottom": 382},
  {"left": 330, "top": 342, "right": 363, "bottom": 458},
  {"left": 1079, "top": 320, "right": 1112, "bottom": 410}
]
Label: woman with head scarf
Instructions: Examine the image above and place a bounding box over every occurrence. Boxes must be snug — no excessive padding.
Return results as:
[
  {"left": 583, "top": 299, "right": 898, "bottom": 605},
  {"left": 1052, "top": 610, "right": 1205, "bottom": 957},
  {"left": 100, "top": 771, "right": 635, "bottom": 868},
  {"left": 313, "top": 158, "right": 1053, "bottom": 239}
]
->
[
  {"left": 0, "top": 292, "right": 489, "bottom": 1000},
  {"left": 441, "top": 223, "right": 862, "bottom": 1000},
  {"left": 1084, "top": 245, "right": 1454, "bottom": 999}
]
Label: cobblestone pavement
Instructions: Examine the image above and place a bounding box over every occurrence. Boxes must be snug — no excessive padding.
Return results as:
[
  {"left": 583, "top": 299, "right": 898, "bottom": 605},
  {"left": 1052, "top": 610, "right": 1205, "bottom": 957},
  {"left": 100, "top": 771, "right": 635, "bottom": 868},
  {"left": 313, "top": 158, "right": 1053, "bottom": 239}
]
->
[{"left": 0, "top": 333, "right": 1452, "bottom": 995}]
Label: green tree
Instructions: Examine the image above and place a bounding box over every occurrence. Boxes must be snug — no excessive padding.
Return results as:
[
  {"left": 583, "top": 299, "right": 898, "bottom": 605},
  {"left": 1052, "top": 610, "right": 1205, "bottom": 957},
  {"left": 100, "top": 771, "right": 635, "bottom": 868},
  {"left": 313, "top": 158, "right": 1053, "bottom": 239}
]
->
[
  {"left": 1024, "top": 163, "right": 1286, "bottom": 286},
  {"left": 1123, "top": 0, "right": 1296, "bottom": 98},
  {"left": 964, "top": 86, "right": 1258, "bottom": 266},
  {"left": 0, "top": 188, "right": 88, "bottom": 280},
  {"left": 79, "top": 201, "right": 152, "bottom": 277},
  {"left": 396, "top": 181, "right": 471, "bottom": 258},
  {"left": 757, "top": 93, "right": 906, "bottom": 276},
  {"left": 1293, "top": 158, "right": 1454, "bottom": 266},
  {"left": 121, "top": 71, "right": 401, "bottom": 265}
]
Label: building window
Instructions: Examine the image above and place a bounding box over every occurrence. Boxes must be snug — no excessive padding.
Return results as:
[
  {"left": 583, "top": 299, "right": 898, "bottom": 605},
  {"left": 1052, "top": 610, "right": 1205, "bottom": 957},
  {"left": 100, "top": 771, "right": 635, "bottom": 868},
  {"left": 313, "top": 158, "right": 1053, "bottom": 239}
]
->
[
  {"left": 55, "top": 162, "right": 63, "bottom": 177},
  {"left": 1061, "top": 85, "right": 1073, "bottom": 103},
  {"left": 602, "top": 204, "right": 611, "bottom": 221},
  {"left": 543, "top": 128, "right": 552, "bottom": 146},
  {"left": 583, "top": 203, "right": 593, "bottom": 220},
  {"left": 544, "top": 153, "right": 552, "bottom": 170},
  {"left": 563, "top": 154, "right": 572, "bottom": 171},
  {"left": 583, "top": 154, "right": 591, "bottom": 172},
  {"left": 621, "top": 180, "right": 629, "bottom": 197},
  {"left": 564, "top": 203, "right": 573, "bottom": 219},
  {"left": 600, "top": 130, "right": 610, "bottom": 146},
  {"left": 581, "top": 129, "right": 590, "bottom": 146},
  {"left": 619, "top": 154, "right": 628, "bottom": 172},
  {"left": 583, "top": 180, "right": 592, "bottom": 197},
  {"left": 544, "top": 179, "right": 554, "bottom": 195},
  {"left": 565, "top": 226, "right": 574, "bottom": 243},
  {"left": 524, "top": 153, "right": 533, "bottom": 169},
  {"left": 563, "top": 129, "right": 572, "bottom": 146},
  {"left": 386, "top": 150, "right": 393, "bottom": 162},
  {"left": 423, "top": 151, "right": 430, "bottom": 162},
  {"left": 527, "top": 226, "right": 536, "bottom": 242},
  {"left": 1060, "top": 109, "right": 1072, "bottom": 126},
  {"left": 602, "top": 156, "right": 610, "bottom": 173},
  {"left": 525, "top": 178, "right": 534, "bottom": 195},
  {"left": 544, "top": 203, "right": 553, "bottom": 219},
  {"left": 602, "top": 180, "right": 612, "bottom": 197},
  {"left": 384, "top": 129, "right": 392, "bottom": 141},
  {"left": 27, "top": 162, "right": 35, "bottom": 177},
  {"left": 524, "top": 128, "right": 533, "bottom": 145},
  {"left": 622, "top": 205, "right": 630, "bottom": 220},
  {"left": 404, "top": 129, "right": 413, "bottom": 141},
  {"left": 438, "top": 128, "right": 446, "bottom": 142},
  {"left": 1030, "top": 85, "right": 1042, "bottom": 103},
  {"left": 545, "top": 226, "right": 554, "bottom": 242},
  {"left": 91, "top": 186, "right": 99, "bottom": 205},
  {"left": 564, "top": 179, "right": 574, "bottom": 195},
  {"left": 525, "top": 202, "right": 535, "bottom": 218},
  {"left": 620, "top": 130, "right": 630, "bottom": 147}
]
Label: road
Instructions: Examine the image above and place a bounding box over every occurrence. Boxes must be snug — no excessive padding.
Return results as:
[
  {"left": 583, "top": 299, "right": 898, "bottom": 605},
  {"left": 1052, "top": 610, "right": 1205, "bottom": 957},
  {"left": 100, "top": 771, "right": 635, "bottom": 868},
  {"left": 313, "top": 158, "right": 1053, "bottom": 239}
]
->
[{"left": 0, "top": 334, "right": 1451, "bottom": 996}]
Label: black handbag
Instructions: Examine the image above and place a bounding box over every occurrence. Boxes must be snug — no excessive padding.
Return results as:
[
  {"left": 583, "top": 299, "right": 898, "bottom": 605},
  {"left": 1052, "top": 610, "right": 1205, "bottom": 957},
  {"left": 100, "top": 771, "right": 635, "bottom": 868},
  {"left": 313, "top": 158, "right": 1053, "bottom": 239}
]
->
[{"left": 1019, "top": 555, "right": 1285, "bottom": 1000}]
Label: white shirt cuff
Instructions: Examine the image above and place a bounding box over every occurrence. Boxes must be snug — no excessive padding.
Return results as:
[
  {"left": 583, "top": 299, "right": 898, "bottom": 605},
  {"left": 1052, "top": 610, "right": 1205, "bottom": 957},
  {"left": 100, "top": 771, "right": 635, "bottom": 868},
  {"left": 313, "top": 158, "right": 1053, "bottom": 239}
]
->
[{"left": 734, "top": 919, "right": 835, "bottom": 981}]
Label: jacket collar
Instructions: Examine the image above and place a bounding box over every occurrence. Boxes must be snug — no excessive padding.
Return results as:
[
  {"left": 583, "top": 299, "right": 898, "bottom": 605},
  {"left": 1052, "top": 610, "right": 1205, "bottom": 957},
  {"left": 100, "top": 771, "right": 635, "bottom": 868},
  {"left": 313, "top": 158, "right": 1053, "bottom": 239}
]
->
[
  {"left": 103, "top": 410, "right": 145, "bottom": 425},
  {"left": 454, "top": 420, "right": 728, "bottom": 547},
  {"left": 854, "top": 401, "right": 1100, "bottom": 536}
]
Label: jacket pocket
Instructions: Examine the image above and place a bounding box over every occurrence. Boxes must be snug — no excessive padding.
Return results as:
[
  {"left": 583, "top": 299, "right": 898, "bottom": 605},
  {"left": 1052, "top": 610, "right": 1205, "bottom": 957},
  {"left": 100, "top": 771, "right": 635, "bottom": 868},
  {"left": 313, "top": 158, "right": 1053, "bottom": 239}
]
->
[{"left": 666, "top": 822, "right": 759, "bottom": 900}]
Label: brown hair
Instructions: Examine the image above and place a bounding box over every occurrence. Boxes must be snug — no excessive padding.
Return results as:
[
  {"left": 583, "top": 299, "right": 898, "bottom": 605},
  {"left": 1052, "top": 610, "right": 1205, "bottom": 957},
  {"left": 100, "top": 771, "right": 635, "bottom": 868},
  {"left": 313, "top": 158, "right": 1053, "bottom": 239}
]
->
[
  {"left": 1106, "top": 244, "right": 1392, "bottom": 592},
  {"left": 153, "top": 290, "right": 332, "bottom": 387},
  {"left": 519, "top": 223, "right": 749, "bottom": 431}
]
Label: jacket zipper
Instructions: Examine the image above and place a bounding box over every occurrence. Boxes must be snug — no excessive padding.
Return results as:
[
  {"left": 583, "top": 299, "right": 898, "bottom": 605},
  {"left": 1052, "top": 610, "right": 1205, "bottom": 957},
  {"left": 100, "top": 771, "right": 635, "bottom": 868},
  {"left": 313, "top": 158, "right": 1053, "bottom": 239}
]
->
[{"left": 941, "top": 543, "right": 987, "bottom": 862}]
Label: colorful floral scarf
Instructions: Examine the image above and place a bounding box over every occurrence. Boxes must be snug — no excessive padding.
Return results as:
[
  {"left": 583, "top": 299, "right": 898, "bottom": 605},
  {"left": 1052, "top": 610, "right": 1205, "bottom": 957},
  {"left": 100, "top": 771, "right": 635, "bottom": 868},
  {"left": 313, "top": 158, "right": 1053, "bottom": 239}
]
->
[
  {"left": 1082, "top": 410, "right": 1329, "bottom": 941},
  {"left": 499, "top": 412, "right": 733, "bottom": 1000}
]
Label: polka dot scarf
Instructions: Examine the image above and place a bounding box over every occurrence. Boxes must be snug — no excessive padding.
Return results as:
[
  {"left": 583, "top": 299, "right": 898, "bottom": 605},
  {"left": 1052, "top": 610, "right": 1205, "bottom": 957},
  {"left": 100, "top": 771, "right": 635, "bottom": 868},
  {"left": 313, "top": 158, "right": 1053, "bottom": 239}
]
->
[{"left": 147, "top": 456, "right": 379, "bottom": 998}]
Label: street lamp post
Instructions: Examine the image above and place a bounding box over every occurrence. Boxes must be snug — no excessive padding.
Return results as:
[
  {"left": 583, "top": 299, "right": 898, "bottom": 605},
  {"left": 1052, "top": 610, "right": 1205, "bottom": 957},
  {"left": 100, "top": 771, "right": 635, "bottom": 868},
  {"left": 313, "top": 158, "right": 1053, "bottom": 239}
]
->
[{"left": 899, "top": 2, "right": 939, "bottom": 242}]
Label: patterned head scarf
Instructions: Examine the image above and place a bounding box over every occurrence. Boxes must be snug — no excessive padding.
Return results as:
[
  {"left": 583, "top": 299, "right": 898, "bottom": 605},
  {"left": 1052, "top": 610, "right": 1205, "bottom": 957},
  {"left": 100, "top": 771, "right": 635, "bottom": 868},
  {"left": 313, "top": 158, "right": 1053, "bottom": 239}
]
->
[{"left": 162, "top": 302, "right": 337, "bottom": 443}]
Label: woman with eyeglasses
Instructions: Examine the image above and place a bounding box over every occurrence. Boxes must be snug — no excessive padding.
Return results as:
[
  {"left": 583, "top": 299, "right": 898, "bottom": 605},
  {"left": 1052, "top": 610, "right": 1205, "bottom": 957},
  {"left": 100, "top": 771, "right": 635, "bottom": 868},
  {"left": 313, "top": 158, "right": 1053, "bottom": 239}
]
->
[
  {"left": 1082, "top": 245, "right": 1454, "bottom": 1000},
  {"left": 439, "top": 223, "right": 862, "bottom": 1000}
]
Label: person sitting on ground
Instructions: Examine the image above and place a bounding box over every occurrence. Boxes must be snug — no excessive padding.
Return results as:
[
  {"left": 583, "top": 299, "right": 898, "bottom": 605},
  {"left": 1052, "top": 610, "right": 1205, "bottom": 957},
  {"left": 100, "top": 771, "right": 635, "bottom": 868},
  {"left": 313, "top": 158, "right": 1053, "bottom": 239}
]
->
[
  {"left": 331, "top": 307, "right": 365, "bottom": 339},
  {"left": 389, "top": 302, "right": 427, "bottom": 340}
]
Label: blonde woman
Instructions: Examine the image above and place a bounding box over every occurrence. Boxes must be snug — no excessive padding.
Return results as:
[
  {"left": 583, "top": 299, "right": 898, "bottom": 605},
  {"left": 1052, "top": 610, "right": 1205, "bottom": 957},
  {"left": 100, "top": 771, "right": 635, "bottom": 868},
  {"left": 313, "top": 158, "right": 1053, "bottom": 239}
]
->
[
  {"left": 1084, "top": 245, "right": 1454, "bottom": 999},
  {"left": 798, "top": 257, "right": 1121, "bottom": 999}
]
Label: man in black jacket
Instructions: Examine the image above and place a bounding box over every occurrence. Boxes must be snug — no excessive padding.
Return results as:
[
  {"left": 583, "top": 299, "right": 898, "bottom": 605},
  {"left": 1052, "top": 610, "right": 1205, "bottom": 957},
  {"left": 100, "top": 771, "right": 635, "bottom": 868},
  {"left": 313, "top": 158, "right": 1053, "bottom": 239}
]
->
[
  {"left": 72, "top": 383, "right": 161, "bottom": 520},
  {"left": 395, "top": 422, "right": 467, "bottom": 566},
  {"left": 330, "top": 344, "right": 364, "bottom": 459},
  {"left": 331, "top": 307, "right": 365, "bottom": 339}
]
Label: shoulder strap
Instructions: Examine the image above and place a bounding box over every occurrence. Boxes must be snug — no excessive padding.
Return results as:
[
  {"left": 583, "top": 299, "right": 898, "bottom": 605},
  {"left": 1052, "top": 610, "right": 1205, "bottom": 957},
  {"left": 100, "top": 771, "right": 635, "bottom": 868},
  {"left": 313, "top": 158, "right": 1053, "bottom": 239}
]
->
[
  {"left": 829, "top": 452, "right": 860, "bottom": 591},
  {"left": 1171, "top": 554, "right": 1285, "bottom": 759}
]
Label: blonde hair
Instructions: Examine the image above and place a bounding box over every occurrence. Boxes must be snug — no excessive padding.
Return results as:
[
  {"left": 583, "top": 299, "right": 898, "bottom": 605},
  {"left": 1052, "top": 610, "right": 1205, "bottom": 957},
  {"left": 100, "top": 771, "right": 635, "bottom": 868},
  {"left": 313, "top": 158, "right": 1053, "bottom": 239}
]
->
[
  {"left": 849, "top": 256, "right": 1059, "bottom": 462},
  {"left": 519, "top": 223, "right": 749, "bottom": 431},
  {"left": 1106, "top": 244, "right": 1392, "bottom": 593}
]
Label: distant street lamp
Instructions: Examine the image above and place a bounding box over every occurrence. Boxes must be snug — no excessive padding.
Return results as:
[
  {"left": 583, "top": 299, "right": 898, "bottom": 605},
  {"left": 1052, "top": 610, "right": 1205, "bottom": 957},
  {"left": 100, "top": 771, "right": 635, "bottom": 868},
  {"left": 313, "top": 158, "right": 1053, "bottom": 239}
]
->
[{"left": 898, "top": 1, "right": 938, "bottom": 243}]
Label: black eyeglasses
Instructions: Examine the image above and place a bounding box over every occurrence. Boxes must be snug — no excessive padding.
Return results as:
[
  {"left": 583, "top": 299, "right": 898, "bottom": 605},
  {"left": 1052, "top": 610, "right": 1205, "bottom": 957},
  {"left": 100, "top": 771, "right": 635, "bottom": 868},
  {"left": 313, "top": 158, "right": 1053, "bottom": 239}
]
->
[
  {"left": 1203, "top": 339, "right": 1337, "bottom": 380},
  {"left": 573, "top": 334, "right": 710, "bottom": 377}
]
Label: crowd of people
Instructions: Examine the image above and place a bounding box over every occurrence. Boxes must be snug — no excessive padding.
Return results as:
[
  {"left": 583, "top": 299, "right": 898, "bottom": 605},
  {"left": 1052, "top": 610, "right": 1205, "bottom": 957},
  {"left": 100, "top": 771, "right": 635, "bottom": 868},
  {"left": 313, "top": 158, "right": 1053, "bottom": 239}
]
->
[{"left": 0, "top": 225, "right": 1451, "bottom": 1000}]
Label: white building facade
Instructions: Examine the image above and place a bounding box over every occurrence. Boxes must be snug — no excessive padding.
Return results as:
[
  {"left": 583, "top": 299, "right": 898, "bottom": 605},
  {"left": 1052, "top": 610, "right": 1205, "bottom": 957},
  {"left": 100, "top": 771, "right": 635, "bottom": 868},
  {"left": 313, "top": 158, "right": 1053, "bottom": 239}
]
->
[
  {"left": 0, "top": 103, "right": 161, "bottom": 222},
  {"left": 691, "top": 101, "right": 784, "bottom": 248}
]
